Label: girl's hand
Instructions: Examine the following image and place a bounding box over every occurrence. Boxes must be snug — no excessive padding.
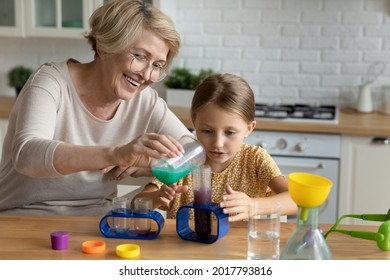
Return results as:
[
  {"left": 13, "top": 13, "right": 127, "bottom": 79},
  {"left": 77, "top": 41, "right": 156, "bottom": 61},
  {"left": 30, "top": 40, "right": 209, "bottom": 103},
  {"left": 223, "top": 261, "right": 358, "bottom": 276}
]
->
[
  {"left": 219, "top": 184, "right": 253, "bottom": 222},
  {"left": 158, "top": 184, "right": 189, "bottom": 208}
]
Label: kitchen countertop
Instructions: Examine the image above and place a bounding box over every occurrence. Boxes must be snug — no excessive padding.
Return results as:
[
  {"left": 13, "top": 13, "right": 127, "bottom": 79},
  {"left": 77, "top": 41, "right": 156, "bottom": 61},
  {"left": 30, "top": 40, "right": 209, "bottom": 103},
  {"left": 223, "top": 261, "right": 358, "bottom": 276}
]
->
[
  {"left": 0, "top": 96, "right": 15, "bottom": 119},
  {"left": 2, "top": 96, "right": 390, "bottom": 136},
  {"left": 170, "top": 106, "right": 390, "bottom": 137}
]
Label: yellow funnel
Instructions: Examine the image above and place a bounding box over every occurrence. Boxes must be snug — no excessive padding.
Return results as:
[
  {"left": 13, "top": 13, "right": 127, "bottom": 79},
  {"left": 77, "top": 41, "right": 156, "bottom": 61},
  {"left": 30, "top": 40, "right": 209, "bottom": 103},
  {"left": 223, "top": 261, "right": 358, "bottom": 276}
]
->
[{"left": 288, "top": 172, "right": 332, "bottom": 209}]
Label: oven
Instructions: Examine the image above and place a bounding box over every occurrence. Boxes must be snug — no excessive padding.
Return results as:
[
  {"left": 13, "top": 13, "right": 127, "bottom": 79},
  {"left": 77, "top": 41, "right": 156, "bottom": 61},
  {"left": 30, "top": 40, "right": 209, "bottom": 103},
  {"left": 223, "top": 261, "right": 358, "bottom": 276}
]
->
[{"left": 246, "top": 103, "right": 341, "bottom": 224}]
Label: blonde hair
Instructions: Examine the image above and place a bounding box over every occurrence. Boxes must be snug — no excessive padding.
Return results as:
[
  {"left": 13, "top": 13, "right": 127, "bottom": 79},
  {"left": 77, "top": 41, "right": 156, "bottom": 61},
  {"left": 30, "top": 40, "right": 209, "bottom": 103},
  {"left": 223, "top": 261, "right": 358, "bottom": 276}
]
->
[
  {"left": 85, "top": 0, "right": 180, "bottom": 68},
  {"left": 191, "top": 73, "right": 256, "bottom": 123}
]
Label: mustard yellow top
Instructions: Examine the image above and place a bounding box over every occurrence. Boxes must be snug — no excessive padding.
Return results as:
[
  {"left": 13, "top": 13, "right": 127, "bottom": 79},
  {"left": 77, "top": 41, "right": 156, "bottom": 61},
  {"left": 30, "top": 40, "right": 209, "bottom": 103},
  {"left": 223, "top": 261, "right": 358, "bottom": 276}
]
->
[{"left": 150, "top": 143, "right": 283, "bottom": 219}]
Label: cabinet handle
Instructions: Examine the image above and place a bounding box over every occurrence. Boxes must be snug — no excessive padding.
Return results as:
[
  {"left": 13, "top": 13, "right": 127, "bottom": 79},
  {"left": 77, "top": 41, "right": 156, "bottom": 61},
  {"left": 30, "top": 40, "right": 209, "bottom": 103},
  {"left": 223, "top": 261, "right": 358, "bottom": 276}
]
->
[
  {"left": 278, "top": 163, "right": 326, "bottom": 169},
  {"left": 372, "top": 137, "right": 390, "bottom": 145}
]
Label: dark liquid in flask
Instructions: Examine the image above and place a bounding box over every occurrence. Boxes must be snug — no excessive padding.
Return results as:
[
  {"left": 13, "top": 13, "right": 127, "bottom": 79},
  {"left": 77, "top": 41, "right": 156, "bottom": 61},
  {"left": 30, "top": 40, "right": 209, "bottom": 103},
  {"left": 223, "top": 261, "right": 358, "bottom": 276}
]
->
[{"left": 194, "top": 188, "right": 212, "bottom": 238}]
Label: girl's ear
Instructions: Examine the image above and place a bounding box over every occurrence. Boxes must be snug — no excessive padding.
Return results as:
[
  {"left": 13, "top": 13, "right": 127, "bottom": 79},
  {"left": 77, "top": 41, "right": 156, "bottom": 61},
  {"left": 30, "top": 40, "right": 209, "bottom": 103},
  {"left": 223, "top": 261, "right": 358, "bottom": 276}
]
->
[{"left": 245, "top": 120, "right": 256, "bottom": 137}]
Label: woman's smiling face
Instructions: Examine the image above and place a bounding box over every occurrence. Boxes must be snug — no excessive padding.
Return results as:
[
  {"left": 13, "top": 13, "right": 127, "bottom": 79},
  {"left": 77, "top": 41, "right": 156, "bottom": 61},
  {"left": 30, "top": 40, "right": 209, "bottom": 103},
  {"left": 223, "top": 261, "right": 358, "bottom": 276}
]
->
[{"left": 101, "top": 29, "right": 169, "bottom": 101}]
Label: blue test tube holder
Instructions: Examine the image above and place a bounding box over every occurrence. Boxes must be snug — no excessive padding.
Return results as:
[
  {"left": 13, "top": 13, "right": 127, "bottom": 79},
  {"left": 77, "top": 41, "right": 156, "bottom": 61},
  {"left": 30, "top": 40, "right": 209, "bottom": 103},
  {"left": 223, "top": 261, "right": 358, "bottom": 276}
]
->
[
  {"left": 176, "top": 202, "right": 229, "bottom": 244},
  {"left": 99, "top": 210, "right": 164, "bottom": 240}
]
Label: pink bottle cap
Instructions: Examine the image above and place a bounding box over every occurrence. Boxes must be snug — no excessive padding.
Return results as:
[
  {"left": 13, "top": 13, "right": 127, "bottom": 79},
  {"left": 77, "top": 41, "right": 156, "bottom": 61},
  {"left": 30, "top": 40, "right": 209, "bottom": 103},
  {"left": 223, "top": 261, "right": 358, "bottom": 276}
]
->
[{"left": 50, "top": 231, "right": 69, "bottom": 250}]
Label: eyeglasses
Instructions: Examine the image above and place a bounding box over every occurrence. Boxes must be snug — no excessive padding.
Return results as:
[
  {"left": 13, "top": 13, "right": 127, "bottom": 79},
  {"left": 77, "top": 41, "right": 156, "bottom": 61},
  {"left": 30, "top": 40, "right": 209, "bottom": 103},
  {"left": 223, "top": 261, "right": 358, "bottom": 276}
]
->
[
  {"left": 130, "top": 53, "right": 168, "bottom": 82},
  {"left": 324, "top": 209, "right": 390, "bottom": 250}
]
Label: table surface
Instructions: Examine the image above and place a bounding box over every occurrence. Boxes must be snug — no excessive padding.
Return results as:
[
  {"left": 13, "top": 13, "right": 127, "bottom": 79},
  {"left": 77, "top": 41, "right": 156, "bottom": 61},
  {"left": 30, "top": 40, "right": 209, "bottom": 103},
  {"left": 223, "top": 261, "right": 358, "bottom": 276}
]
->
[{"left": 0, "top": 215, "right": 388, "bottom": 260}]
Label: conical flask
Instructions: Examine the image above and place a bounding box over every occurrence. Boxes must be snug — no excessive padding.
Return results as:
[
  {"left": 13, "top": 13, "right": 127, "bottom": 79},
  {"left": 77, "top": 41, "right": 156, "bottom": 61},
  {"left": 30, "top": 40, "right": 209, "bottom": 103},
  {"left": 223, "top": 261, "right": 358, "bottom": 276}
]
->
[{"left": 280, "top": 173, "right": 333, "bottom": 260}]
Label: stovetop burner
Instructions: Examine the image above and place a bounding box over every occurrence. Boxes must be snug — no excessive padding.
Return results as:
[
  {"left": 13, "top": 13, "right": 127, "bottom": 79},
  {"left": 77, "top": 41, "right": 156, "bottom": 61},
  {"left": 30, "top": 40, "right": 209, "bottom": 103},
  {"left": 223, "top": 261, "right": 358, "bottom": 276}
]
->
[{"left": 255, "top": 104, "right": 338, "bottom": 123}]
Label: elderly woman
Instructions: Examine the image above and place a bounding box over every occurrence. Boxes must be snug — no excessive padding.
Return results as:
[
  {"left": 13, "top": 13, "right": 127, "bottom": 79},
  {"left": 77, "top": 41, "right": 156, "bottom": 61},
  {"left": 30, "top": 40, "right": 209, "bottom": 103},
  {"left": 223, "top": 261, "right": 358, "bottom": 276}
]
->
[{"left": 0, "top": 0, "right": 191, "bottom": 215}]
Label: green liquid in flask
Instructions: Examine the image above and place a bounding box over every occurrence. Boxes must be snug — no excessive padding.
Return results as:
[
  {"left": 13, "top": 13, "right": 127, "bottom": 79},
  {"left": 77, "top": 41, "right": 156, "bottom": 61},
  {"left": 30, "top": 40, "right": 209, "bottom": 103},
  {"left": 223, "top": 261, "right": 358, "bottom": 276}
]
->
[{"left": 152, "top": 165, "right": 196, "bottom": 185}]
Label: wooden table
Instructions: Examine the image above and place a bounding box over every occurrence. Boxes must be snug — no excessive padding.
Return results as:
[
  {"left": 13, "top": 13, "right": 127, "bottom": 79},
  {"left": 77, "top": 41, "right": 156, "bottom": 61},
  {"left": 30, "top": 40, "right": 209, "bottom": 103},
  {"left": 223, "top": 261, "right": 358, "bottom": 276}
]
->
[{"left": 0, "top": 215, "right": 389, "bottom": 260}]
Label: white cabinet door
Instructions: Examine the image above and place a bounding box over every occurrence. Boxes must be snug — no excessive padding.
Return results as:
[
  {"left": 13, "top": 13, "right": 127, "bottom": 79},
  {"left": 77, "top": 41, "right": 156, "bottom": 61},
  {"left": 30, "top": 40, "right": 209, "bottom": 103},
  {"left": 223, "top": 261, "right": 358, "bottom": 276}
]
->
[
  {"left": 0, "top": 0, "right": 24, "bottom": 37},
  {"left": 1, "top": 0, "right": 161, "bottom": 38},
  {"left": 339, "top": 135, "right": 390, "bottom": 225},
  {"left": 24, "top": 0, "right": 93, "bottom": 39},
  {"left": 93, "top": 0, "right": 158, "bottom": 10}
]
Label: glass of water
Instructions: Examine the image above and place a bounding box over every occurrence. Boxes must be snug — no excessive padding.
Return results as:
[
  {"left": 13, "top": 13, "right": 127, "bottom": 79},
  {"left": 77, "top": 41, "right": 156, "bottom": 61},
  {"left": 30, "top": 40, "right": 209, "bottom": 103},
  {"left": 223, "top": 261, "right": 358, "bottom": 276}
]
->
[
  {"left": 134, "top": 197, "right": 152, "bottom": 235},
  {"left": 247, "top": 201, "right": 281, "bottom": 260},
  {"left": 112, "top": 196, "right": 130, "bottom": 233}
]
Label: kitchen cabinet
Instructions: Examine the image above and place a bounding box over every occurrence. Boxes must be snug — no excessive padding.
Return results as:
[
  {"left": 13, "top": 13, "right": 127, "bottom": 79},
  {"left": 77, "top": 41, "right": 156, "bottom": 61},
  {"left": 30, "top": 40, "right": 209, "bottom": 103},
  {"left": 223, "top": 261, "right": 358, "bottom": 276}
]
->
[
  {"left": 93, "top": 0, "right": 156, "bottom": 9},
  {"left": 0, "top": 0, "right": 24, "bottom": 37},
  {"left": 0, "top": 0, "right": 160, "bottom": 38},
  {"left": 0, "top": 0, "right": 93, "bottom": 38},
  {"left": 25, "top": 0, "right": 92, "bottom": 38},
  {"left": 339, "top": 135, "right": 390, "bottom": 225}
]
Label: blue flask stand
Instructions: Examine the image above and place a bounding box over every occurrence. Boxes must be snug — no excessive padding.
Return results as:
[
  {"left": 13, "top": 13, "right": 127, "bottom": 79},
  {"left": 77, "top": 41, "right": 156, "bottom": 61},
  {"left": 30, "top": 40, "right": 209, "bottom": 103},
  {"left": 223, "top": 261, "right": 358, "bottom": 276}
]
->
[
  {"left": 176, "top": 202, "right": 229, "bottom": 244},
  {"left": 99, "top": 210, "right": 164, "bottom": 240}
]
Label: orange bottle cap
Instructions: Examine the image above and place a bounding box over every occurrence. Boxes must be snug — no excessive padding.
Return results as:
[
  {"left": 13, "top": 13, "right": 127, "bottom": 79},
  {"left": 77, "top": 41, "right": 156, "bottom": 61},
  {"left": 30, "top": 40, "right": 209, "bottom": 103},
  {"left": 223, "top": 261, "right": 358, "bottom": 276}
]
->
[{"left": 81, "top": 240, "right": 106, "bottom": 254}]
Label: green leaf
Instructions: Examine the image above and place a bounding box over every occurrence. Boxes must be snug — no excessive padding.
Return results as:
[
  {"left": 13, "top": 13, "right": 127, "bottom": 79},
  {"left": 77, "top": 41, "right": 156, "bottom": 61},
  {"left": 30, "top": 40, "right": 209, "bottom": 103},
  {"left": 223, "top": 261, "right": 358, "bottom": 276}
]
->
[{"left": 164, "top": 67, "right": 216, "bottom": 90}]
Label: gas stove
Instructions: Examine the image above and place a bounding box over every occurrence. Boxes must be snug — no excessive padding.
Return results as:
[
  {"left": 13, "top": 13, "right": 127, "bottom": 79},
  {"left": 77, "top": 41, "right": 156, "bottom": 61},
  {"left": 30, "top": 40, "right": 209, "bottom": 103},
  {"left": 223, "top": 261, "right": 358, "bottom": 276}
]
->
[{"left": 255, "top": 104, "right": 339, "bottom": 124}]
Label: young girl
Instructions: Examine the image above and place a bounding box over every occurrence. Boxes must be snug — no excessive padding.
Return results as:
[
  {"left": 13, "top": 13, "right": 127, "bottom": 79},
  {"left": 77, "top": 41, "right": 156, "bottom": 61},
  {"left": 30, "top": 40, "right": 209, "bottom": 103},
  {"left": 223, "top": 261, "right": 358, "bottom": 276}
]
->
[{"left": 133, "top": 73, "right": 297, "bottom": 221}]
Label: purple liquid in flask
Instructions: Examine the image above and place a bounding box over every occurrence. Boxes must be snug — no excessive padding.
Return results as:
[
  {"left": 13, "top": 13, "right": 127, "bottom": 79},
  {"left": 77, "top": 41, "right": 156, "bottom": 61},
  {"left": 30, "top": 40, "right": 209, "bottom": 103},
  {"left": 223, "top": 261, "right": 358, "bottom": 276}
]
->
[{"left": 193, "top": 165, "right": 212, "bottom": 238}]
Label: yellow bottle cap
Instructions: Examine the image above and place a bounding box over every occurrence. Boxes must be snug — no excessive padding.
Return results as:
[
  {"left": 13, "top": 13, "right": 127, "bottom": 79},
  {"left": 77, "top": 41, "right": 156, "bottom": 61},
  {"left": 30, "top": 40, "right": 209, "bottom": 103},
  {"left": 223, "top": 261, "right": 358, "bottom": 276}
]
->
[{"left": 116, "top": 244, "right": 140, "bottom": 259}]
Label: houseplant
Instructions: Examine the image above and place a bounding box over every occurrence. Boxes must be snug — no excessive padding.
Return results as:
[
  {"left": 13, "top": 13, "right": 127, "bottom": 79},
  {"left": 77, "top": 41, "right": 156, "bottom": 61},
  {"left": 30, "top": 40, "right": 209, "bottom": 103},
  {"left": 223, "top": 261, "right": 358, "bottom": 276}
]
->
[
  {"left": 164, "top": 67, "right": 215, "bottom": 107},
  {"left": 7, "top": 65, "right": 33, "bottom": 96}
]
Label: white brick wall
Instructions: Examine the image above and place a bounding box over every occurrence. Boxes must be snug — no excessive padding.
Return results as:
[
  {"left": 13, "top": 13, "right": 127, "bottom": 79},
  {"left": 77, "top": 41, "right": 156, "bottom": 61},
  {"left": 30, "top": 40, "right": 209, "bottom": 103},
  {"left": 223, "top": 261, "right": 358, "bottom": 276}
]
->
[
  {"left": 170, "top": 0, "right": 390, "bottom": 108},
  {"left": 1, "top": 0, "right": 390, "bottom": 109},
  {"left": 0, "top": 38, "right": 93, "bottom": 97}
]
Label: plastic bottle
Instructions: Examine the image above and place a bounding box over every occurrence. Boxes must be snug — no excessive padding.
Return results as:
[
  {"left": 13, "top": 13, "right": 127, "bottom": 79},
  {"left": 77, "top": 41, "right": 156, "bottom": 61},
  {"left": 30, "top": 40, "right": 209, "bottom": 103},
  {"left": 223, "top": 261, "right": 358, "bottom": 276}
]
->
[{"left": 280, "top": 206, "right": 332, "bottom": 260}]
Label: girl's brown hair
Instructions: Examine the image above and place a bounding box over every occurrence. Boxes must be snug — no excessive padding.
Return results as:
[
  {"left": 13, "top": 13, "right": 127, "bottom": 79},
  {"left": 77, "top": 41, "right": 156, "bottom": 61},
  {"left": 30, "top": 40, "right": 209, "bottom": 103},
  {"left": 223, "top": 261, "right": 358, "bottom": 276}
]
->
[{"left": 191, "top": 73, "right": 256, "bottom": 123}]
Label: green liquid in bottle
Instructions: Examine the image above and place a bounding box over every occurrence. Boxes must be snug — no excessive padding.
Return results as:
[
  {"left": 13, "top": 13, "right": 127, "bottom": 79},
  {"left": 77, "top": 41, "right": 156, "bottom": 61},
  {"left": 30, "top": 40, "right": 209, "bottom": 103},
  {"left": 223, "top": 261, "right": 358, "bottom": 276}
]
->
[{"left": 152, "top": 165, "right": 195, "bottom": 185}]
